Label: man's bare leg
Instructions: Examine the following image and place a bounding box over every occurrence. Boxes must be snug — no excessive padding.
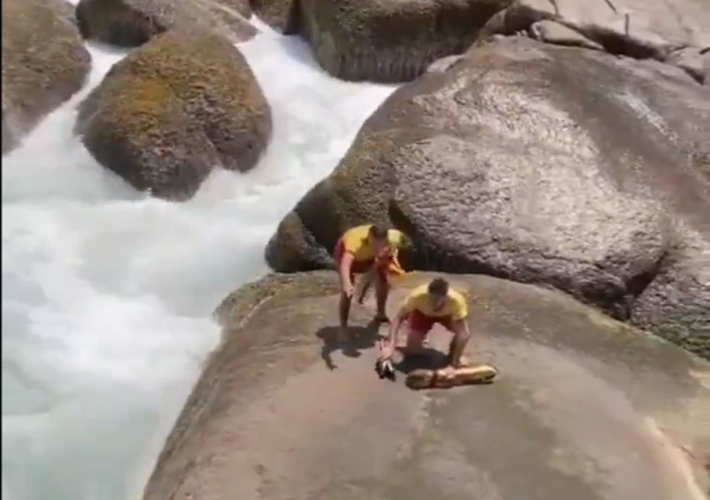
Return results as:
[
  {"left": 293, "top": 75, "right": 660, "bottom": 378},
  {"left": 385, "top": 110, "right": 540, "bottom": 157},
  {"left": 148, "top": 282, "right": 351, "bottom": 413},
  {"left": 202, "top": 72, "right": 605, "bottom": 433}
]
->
[
  {"left": 338, "top": 291, "right": 353, "bottom": 341},
  {"left": 356, "top": 268, "right": 375, "bottom": 304},
  {"left": 400, "top": 330, "right": 429, "bottom": 360},
  {"left": 373, "top": 272, "right": 391, "bottom": 324},
  {"left": 447, "top": 326, "right": 472, "bottom": 367}
]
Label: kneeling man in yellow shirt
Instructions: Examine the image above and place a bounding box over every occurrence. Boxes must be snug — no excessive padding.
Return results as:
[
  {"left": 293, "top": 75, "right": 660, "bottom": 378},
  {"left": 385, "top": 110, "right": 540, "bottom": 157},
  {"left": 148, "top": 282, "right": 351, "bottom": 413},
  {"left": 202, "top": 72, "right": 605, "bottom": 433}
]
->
[{"left": 379, "top": 278, "right": 472, "bottom": 374}]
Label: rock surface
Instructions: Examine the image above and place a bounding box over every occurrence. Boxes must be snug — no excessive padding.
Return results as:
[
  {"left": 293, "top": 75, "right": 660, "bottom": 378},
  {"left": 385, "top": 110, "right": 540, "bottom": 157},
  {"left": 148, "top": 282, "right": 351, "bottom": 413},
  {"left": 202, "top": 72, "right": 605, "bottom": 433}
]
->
[
  {"left": 480, "top": 0, "right": 710, "bottom": 83},
  {"left": 75, "top": 0, "right": 256, "bottom": 47},
  {"left": 529, "top": 19, "right": 604, "bottom": 50},
  {"left": 75, "top": 29, "right": 271, "bottom": 201},
  {"left": 2, "top": 0, "right": 91, "bottom": 155},
  {"left": 266, "top": 38, "right": 710, "bottom": 358},
  {"left": 665, "top": 47, "right": 710, "bottom": 86},
  {"left": 141, "top": 271, "right": 710, "bottom": 500}
]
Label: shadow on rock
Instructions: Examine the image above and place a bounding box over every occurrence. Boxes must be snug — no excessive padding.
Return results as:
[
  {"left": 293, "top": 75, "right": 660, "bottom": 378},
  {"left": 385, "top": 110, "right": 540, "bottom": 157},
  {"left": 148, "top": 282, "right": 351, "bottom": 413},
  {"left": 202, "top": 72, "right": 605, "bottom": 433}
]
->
[
  {"left": 392, "top": 347, "right": 449, "bottom": 375},
  {"left": 315, "top": 323, "right": 380, "bottom": 370}
]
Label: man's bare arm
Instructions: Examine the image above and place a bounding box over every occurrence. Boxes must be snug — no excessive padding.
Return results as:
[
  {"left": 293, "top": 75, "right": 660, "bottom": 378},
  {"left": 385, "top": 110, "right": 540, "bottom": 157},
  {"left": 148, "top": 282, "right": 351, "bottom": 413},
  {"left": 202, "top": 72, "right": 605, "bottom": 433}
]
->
[
  {"left": 386, "top": 306, "right": 409, "bottom": 345},
  {"left": 448, "top": 319, "right": 472, "bottom": 367},
  {"left": 378, "top": 306, "right": 408, "bottom": 358}
]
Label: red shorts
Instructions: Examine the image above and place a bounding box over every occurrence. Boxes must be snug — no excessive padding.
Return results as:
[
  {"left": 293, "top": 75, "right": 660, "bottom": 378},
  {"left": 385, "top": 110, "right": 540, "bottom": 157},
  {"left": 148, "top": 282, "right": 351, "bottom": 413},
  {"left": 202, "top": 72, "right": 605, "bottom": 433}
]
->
[
  {"left": 407, "top": 310, "right": 454, "bottom": 336},
  {"left": 333, "top": 238, "right": 390, "bottom": 282}
]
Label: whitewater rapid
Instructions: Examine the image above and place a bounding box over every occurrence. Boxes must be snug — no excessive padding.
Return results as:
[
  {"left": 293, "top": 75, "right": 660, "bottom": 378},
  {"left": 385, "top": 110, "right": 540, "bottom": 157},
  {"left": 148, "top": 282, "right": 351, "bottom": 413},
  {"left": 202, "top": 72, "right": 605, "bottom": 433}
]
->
[{"left": 1, "top": 17, "right": 396, "bottom": 500}]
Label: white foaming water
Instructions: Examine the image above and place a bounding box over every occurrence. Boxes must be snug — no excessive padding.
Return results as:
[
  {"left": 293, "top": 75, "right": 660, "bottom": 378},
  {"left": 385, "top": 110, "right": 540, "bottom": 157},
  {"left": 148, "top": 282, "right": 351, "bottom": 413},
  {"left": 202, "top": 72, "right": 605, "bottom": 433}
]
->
[{"left": 1, "top": 17, "right": 396, "bottom": 500}]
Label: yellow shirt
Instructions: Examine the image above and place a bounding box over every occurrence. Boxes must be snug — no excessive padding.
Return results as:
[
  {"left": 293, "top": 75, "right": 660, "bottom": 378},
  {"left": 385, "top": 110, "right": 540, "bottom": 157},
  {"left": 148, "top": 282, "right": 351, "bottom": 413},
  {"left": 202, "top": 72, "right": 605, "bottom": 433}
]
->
[
  {"left": 340, "top": 224, "right": 405, "bottom": 263},
  {"left": 401, "top": 284, "right": 468, "bottom": 320}
]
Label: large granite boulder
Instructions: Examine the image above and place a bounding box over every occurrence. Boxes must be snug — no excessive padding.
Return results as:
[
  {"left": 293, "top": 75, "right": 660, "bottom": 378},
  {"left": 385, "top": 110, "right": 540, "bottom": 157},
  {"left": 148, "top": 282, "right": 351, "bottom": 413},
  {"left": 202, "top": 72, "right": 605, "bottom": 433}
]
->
[
  {"left": 140, "top": 271, "right": 710, "bottom": 500},
  {"left": 2, "top": 0, "right": 91, "bottom": 155},
  {"left": 74, "top": 0, "right": 256, "bottom": 47},
  {"left": 266, "top": 38, "right": 710, "bottom": 357},
  {"left": 258, "top": 0, "right": 513, "bottom": 82},
  {"left": 75, "top": 29, "right": 271, "bottom": 201}
]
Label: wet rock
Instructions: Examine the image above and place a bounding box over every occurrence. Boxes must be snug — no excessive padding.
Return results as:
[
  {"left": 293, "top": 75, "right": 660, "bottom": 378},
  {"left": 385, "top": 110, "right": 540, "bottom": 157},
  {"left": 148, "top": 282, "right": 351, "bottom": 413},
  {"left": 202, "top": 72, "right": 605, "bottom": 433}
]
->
[
  {"left": 75, "top": 29, "right": 271, "bottom": 201},
  {"left": 266, "top": 38, "right": 710, "bottom": 357},
  {"left": 479, "top": 0, "right": 710, "bottom": 82},
  {"left": 2, "top": 0, "right": 91, "bottom": 155},
  {"left": 295, "top": 0, "right": 512, "bottom": 82},
  {"left": 141, "top": 271, "right": 710, "bottom": 500},
  {"left": 75, "top": 0, "right": 256, "bottom": 48}
]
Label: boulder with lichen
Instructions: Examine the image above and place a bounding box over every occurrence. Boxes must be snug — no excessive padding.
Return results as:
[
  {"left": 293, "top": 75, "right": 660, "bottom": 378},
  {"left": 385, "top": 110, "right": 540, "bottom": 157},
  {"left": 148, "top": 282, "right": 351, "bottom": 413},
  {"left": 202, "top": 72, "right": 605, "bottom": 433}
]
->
[
  {"left": 74, "top": 0, "right": 256, "bottom": 47},
  {"left": 75, "top": 29, "right": 271, "bottom": 201},
  {"left": 2, "top": 0, "right": 91, "bottom": 155}
]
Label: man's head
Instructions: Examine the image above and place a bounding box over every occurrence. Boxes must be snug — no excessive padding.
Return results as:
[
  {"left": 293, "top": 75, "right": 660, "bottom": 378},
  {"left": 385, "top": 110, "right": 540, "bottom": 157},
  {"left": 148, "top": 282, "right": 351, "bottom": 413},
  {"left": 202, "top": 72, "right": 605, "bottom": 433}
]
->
[
  {"left": 367, "top": 224, "right": 389, "bottom": 252},
  {"left": 427, "top": 278, "right": 450, "bottom": 311}
]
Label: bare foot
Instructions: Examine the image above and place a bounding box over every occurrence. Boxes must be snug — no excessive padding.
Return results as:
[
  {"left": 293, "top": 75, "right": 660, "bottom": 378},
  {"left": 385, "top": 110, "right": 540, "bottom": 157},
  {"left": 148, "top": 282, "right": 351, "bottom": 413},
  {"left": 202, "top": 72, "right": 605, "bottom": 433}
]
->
[
  {"left": 456, "top": 355, "right": 471, "bottom": 367},
  {"left": 438, "top": 365, "right": 457, "bottom": 380},
  {"left": 374, "top": 314, "right": 390, "bottom": 325}
]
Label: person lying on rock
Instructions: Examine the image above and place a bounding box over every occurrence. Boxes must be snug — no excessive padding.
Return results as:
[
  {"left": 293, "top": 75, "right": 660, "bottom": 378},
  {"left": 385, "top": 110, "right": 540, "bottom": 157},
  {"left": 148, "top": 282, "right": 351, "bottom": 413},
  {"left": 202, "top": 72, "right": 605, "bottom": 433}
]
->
[
  {"left": 333, "top": 223, "right": 407, "bottom": 335},
  {"left": 379, "top": 278, "right": 471, "bottom": 377}
]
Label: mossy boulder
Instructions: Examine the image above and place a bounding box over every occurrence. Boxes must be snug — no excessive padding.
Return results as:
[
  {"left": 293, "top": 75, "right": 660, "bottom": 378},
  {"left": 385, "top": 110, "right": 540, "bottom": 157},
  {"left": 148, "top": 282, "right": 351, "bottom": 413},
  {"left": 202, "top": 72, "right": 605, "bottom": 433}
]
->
[
  {"left": 294, "top": 0, "right": 512, "bottom": 82},
  {"left": 141, "top": 271, "right": 710, "bottom": 499},
  {"left": 75, "top": 0, "right": 256, "bottom": 48},
  {"left": 75, "top": 29, "right": 272, "bottom": 201},
  {"left": 2, "top": 0, "right": 91, "bottom": 155},
  {"left": 266, "top": 37, "right": 710, "bottom": 358}
]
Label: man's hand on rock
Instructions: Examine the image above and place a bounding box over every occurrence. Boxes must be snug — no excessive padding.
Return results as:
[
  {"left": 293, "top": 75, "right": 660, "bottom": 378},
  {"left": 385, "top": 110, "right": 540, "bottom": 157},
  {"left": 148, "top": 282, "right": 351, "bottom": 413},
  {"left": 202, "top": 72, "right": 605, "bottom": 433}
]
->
[
  {"left": 438, "top": 365, "right": 457, "bottom": 380},
  {"left": 378, "top": 341, "right": 395, "bottom": 361}
]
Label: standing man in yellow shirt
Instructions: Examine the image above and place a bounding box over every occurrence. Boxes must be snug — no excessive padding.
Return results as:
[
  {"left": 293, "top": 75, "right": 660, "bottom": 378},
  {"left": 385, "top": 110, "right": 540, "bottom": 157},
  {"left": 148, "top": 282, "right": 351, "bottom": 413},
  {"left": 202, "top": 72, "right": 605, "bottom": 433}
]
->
[
  {"left": 333, "top": 224, "right": 407, "bottom": 334},
  {"left": 379, "top": 278, "right": 472, "bottom": 374}
]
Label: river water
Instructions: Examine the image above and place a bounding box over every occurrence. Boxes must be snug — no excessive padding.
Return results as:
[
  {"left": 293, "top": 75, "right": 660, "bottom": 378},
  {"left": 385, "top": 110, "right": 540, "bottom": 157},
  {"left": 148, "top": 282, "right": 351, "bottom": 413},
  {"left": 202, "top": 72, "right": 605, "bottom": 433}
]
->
[{"left": 1, "top": 15, "right": 396, "bottom": 500}]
